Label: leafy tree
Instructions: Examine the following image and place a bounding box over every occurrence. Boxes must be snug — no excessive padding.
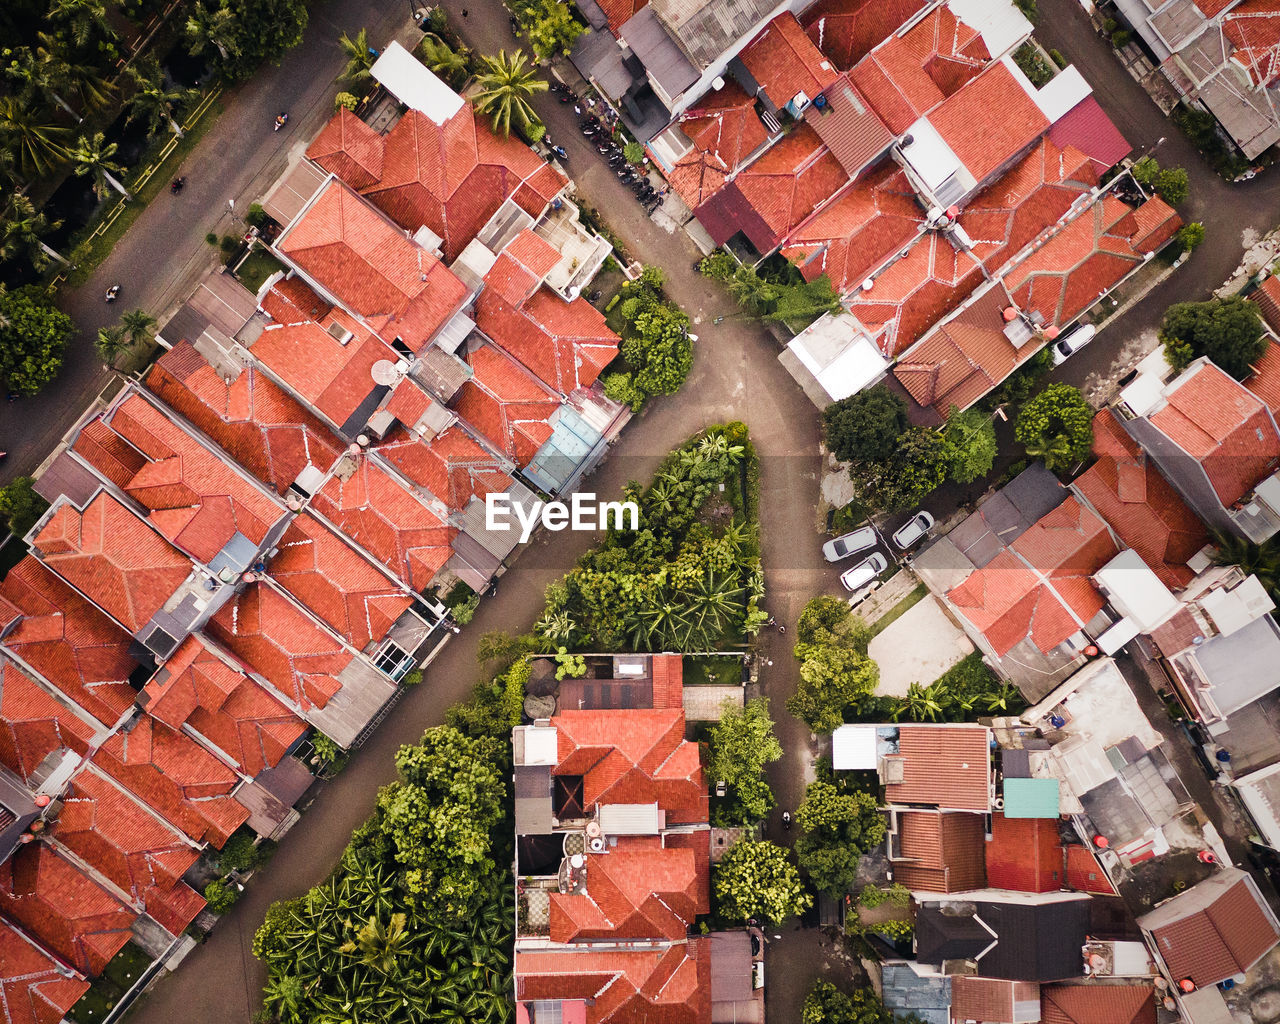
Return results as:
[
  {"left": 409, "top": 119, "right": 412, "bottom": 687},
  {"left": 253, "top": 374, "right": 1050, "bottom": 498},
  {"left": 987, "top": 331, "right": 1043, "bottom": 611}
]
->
[
  {"left": 126, "top": 59, "right": 194, "bottom": 137},
  {"left": 864, "top": 426, "right": 947, "bottom": 511},
  {"left": 338, "top": 27, "right": 376, "bottom": 86},
  {"left": 0, "top": 96, "right": 71, "bottom": 177},
  {"left": 49, "top": 0, "right": 115, "bottom": 49},
  {"left": 514, "top": 0, "right": 586, "bottom": 61},
  {"left": 823, "top": 386, "right": 908, "bottom": 464},
  {"left": 794, "top": 781, "right": 885, "bottom": 895},
  {"left": 621, "top": 300, "right": 692, "bottom": 398},
  {"left": 789, "top": 597, "right": 876, "bottom": 732},
  {"left": 120, "top": 307, "right": 156, "bottom": 346},
  {"left": 417, "top": 34, "right": 469, "bottom": 86},
  {"left": 185, "top": 0, "right": 308, "bottom": 81},
  {"left": 765, "top": 274, "right": 841, "bottom": 325},
  {"left": 623, "top": 141, "right": 644, "bottom": 164},
  {"left": 728, "top": 265, "right": 780, "bottom": 316},
  {"left": 1160, "top": 296, "right": 1265, "bottom": 379},
  {"left": 802, "top": 980, "right": 900, "bottom": 1024},
  {"left": 1014, "top": 383, "right": 1093, "bottom": 472},
  {"left": 1153, "top": 167, "right": 1189, "bottom": 206},
  {"left": 0, "top": 477, "right": 47, "bottom": 538},
  {"left": 942, "top": 406, "right": 997, "bottom": 484},
  {"left": 0, "top": 287, "right": 72, "bottom": 395},
  {"left": 707, "top": 697, "right": 782, "bottom": 826},
  {"left": 1131, "top": 155, "right": 1159, "bottom": 188},
  {"left": 204, "top": 879, "right": 239, "bottom": 913},
  {"left": 797, "top": 596, "right": 870, "bottom": 655},
  {"left": 603, "top": 370, "right": 643, "bottom": 411},
  {"left": 0, "top": 193, "right": 64, "bottom": 271},
  {"left": 68, "top": 131, "right": 129, "bottom": 199},
  {"left": 339, "top": 913, "right": 411, "bottom": 974},
  {"left": 698, "top": 249, "right": 737, "bottom": 281},
  {"left": 472, "top": 49, "right": 546, "bottom": 137},
  {"left": 218, "top": 831, "right": 263, "bottom": 872},
  {"left": 334, "top": 90, "right": 358, "bottom": 112},
  {"left": 714, "top": 838, "right": 811, "bottom": 925},
  {"left": 1177, "top": 222, "right": 1205, "bottom": 252}
]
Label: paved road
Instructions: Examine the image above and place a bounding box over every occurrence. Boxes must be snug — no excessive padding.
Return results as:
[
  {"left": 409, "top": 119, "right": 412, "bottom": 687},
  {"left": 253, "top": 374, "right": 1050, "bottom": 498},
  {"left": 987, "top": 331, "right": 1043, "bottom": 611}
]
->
[{"left": 0, "top": 0, "right": 412, "bottom": 483}]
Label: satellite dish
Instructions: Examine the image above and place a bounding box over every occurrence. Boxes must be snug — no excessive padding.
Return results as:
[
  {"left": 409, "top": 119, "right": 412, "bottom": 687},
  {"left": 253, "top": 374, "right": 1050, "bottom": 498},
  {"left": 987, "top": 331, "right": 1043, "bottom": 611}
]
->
[{"left": 371, "top": 360, "right": 399, "bottom": 386}]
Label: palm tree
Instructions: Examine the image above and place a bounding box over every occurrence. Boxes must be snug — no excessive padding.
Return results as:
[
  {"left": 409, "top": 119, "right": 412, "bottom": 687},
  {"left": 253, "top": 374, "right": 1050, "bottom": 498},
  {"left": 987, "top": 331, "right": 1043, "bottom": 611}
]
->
[
  {"left": 49, "top": 0, "right": 115, "bottom": 48},
  {"left": 185, "top": 2, "right": 241, "bottom": 64},
  {"left": 338, "top": 28, "right": 376, "bottom": 85},
  {"left": 535, "top": 609, "right": 576, "bottom": 645},
  {"left": 36, "top": 33, "right": 114, "bottom": 115},
  {"left": 471, "top": 50, "right": 546, "bottom": 137},
  {"left": 340, "top": 913, "right": 411, "bottom": 975},
  {"left": 418, "top": 35, "right": 469, "bottom": 86},
  {"left": 126, "top": 60, "right": 194, "bottom": 137},
  {"left": 727, "top": 265, "right": 779, "bottom": 315},
  {"left": 0, "top": 194, "right": 66, "bottom": 270},
  {"left": 120, "top": 308, "right": 157, "bottom": 346},
  {"left": 1211, "top": 530, "right": 1280, "bottom": 599},
  {"left": 1021, "top": 431, "right": 1075, "bottom": 473},
  {"left": 0, "top": 97, "right": 71, "bottom": 177},
  {"left": 96, "top": 325, "right": 128, "bottom": 367},
  {"left": 69, "top": 131, "right": 130, "bottom": 199},
  {"left": 261, "top": 973, "right": 307, "bottom": 1024}
]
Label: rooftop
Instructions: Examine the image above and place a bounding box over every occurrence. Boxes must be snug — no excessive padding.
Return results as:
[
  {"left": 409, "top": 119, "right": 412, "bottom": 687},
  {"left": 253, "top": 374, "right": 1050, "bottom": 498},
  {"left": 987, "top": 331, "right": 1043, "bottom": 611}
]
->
[
  {"left": 800, "top": 0, "right": 928, "bottom": 70},
  {"left": 0, "top": 915, "right": 90, "bottom": 1024},
  {"left": 1046, "top": 96, "right": 1132, "bottom": 176},
  {"left": 949, "top": 977, "right": 1041, "bottom": 1024},
  {"left": 663, "top": 82, "right": 772, "bottom": 209},
  {"left": 1040, "top": 983, "right": 1155, "bottom": 1024},
  {"left": 451, "top": 345, "right": 562, "bottom": 467},
  {"left": 1224, "top": 0, "right": 1280, "bottom": 88},
  {"left": 0, "top": 657, "right": 99, "bottom": 786},
  {"left": 890, "top": 809, "right": 986, "bottom": 892},
  {"left": 884, "top": 724, "right": 992, "bottom": 812},
  {"left": 916, "top": 896, "right": 1092, "bottom": 981},
  {"left": 985, "top": 813, "right": 1116, "bottom": 895},
  {"left": 374, "top": 425, "right": 513, "bottom": 514},
  {"left": 739, "top": 12, "right": 840, "bottom": 110}
]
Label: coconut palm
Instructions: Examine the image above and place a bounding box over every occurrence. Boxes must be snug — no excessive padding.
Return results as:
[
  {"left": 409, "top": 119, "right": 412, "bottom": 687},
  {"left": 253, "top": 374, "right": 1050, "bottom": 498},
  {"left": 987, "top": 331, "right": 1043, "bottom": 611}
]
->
[
  {"left": 120, "top": 308, "right": 157, "bottom": 346},
  {"left": 340, "top": 913, "right": 411, "bottom": 975},
  {"left": 1211, "top": 530, "right": 1280, "bottom": 599},
  {"left": 96, "top": 325, "right": 128, "bottom": 367},
  {"left": 418, "top": 35, "right": 468, "bottom": 86},
  {"left": 1020, "top": 430, "right": 1075, "bottom": 473},
  {"left": 69, "top": 131, "right": 130, "bottom": 199},
  {"left": 727, "top": 265, "right": 779, "bottom": 315},
  {"left": 0, "top": 97, "right": 71, "bottom": 177},
  {"left": 126, "top": 60, "right": 194, "bottom": 137},
  {"left": 471, "top": 49, "right": 545, "bottom": 137},
  {"left": 185, "top": 2, "right": 241, "bottom": 64},
  {"left": 36, "top": 33, "right": 114, "bottom": 114},
  {"left": 49, "top": 0, "right": 115, "bottom": 48},
  {"left": 0, "top": 194, "right": 66, "bottom": 270},
  {"left": 338, "top": 28, "right": 376, "bottom": 85}
]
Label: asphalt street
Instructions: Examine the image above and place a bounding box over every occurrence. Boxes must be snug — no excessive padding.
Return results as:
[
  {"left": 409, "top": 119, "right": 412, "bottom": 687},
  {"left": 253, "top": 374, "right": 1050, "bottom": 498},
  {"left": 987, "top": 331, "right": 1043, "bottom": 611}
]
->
[{"left": 20, "top": 2, "right": 1280, "bottom": 1021}]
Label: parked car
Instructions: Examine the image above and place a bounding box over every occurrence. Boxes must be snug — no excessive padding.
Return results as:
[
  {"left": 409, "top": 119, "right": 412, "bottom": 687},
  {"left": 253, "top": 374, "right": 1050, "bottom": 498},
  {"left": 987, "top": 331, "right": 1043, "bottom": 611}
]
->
[
  {"left": 822, "top": 525, "right": 877, "bottom": 562},
  {"left": 892, "top": 511, "right": 935, "bottom": 550},
  {"left": 1051, "top": 323, "right": 1096, "bottom": 365},
  {"left": 840, "top": 552, "right": 887, "bottom": 592}
]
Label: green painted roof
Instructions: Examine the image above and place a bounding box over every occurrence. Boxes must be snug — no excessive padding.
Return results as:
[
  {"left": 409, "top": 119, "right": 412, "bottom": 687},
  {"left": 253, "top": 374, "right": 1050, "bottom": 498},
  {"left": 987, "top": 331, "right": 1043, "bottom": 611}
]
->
[{"left": 1002, "top": 777, "right": 1060, "bottom": 818}]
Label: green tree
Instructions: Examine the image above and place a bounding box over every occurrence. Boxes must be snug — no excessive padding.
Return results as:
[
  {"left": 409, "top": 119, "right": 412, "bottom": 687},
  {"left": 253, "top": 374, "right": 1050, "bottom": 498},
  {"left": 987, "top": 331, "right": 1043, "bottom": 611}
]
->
[
  {"left": 1211, "top": 530, "right": 1280, "bottom": 600},
  {"left": 338, "top": 28, "right": 375, "bottom": 86},
  {"left": 417, "top": 34, "right": 469, "bottom": 86},
  {"left": 621, "top": 299, "right": 692, "bottom": 399},
  {"left": 1131, "top": 155, "right": 1159, "bottom": 188},
  {"left": 0, "top": 287, "right": 72, "bottom": 395},
  {"left": 788, "top": 645, "right": 878, "bottom": 733},
  {"left": 942, "top": 406, "right": 997, "bottom": 484},
  {"left": 1160, "top": 296, "right": 1266, "bottom": 379},
  {"left": 96, "top": 324, "right": 128, "bottom": 367},
  {"left": 794, "top": 781, "right": 885, "bottom": 895},
  {"left": 603, "top": 370, "right": 643, "bottom": 411},
  {"left": 802, "top": 980, "right": 899, "bottom": 1024},
  {"left": 623, "top": 141, "right": 644, "bottom": 163},
  {"left": 126, "top": 59, "right": 194, "bottom": 137},
  {"left": 823, "top": 386, "right": 908, "bottom": 464},
  {"left": 865, "top": 426, "right": 947, "bottom": 511},
  {"left": 1176, "top": 222, "right": 1205, "bottom": 252},
  {"left": 1014, "top": 383, "right": 1093, "bottom": 472},
  {"left": 0, "top": 477, "right": 48, "bottom": 538},
  {"left": 339, "top": 912, "right": 410, "bottom": 974},
  {"left": 185, "top": 0, "right": 309, "bottom": 81},
  {"left": 706, "top": 697, "right": 782, "bottom": 826},
  {"left": 203, "top": 879, "right": 239, "bottom": 913},
  {"left": 0, "top": 193, "right": 64, "bottom": 271},
  {"left": 765, "top": 275, "right": 842, "bottom": 325},
  {"left": 68, "top": 131, "right": 129, "bottom": 199},
  {"left": 120, "top": 307, "right": 157, "bottom": 346},
  {"left": 1153, "top": 166, "right": 1189, "bottom": 206},
  {"left": 0, "top": 96, "right": 71, "bottom": 177},
  {"left": 471, "top": 49, "right": 546, "bottom": 137},
  {"left": 714, "top": 838, "right": 811, "bottom": 925},
  {"left": 516, "top": 0, "right": 587, "bottom": 61},
  {"left": 728, "top": 264, "right": 780, "bottom": 315},
  {"left": 49, "top": 0, "right": 115, "bottom": 48}
]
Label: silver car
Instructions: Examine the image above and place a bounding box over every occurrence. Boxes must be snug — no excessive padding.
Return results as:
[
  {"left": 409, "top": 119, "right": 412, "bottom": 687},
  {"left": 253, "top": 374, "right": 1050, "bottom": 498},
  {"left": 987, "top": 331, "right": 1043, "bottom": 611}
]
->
[
  {"left": 840, "top": 552, "right": 888, "bottom": 592},
  {"left": 822, "top": 525, "right": 877, "bottom": 562},
  {"left": 892, "top": 511, "right": 935, "bottom": 550}
]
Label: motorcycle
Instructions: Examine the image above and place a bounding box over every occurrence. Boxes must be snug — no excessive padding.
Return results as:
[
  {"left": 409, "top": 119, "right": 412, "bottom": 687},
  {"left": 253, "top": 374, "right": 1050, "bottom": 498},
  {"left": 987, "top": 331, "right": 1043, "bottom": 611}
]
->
[
  {"left": 273, "top": 112, "right": 289, "bottom": 131},
  {"left": 782, "top": 811, "right": 792, "bottom": 830},
  {"left": 581, "top": 125, "right": 598, "bottom": 137},
  {"left": 552, "top": 145, "right": 568, "bottom": 160},
  {"left": 170, "top": 176, "right": 185, "bottom": 194},
  {"left": 105, "top": 284, "right": 121, "bottom": 303}
]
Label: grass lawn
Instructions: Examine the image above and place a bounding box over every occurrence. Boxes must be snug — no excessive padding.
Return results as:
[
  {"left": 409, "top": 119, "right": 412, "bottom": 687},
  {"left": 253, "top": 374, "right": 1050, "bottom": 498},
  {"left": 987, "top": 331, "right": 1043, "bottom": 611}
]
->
[
  {"left": 869, "top": 583, "right": 927, "bottom": 637},
  {"left": 234, "top": 247, "right": 284, "bottom": 295},
  {"left": 69, "top": 944, "right": 153, "bottom": 1024},
  {"left": 682, "top": 654, "right": 743, "bottom": 686}
]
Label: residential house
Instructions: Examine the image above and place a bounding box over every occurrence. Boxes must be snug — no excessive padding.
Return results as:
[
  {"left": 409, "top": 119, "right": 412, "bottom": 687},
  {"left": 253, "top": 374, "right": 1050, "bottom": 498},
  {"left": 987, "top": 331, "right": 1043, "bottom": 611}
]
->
[{"left": 832, "top": 722, "right": 992, "bottom": 812}]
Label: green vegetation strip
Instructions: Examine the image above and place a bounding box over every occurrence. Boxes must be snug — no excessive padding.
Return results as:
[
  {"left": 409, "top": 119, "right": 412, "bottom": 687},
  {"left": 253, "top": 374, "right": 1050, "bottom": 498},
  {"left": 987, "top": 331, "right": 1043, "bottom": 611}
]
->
[{"left": 869, "top": 583, "right": 927, "bottom": 637}]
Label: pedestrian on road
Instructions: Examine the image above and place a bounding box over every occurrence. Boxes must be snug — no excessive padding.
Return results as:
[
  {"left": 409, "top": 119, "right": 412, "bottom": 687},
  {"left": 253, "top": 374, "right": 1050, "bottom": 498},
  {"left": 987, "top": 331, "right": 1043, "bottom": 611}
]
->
[
  {"left": 778, "top": 624, "right": 786, "bottom": 634},
  {"left": 462, "top": 8, "right": 468, "bottom": 14}
]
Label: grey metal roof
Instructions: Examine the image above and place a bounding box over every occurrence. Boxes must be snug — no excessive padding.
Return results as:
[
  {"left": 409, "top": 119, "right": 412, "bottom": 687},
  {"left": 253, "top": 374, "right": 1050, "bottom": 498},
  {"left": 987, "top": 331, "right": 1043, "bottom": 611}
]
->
[
  {"left": 619, "top": 7, "right": 699, "bottom": 97},
  {"left": 650, "top": 0, "right": 779, "bottom": 69},
  {"left": 1187, "top": 615, "right": 1280, "bottom": 717},
  {"left": 709, "top": 931, "right": 753, "bottom": 1002},
  {"left": 574, "top": 26, "right": 641, "bottom": 99},
  {"left": 515, "top": 765, "right": 554, "bottom": 834}
]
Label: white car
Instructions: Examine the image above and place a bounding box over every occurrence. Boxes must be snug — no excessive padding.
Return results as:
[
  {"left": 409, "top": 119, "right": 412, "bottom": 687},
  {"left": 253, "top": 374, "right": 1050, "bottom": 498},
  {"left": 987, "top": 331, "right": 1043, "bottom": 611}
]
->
[
  {"left": 822, "top": 525, "right": 877, "bottom": 563},
  {"left": 1051, "top": 323, "right": 1096, "bottom": 365},
  {"left": 892, "top": 511, "right": 935, "bottom": 550},
  {"left": 840, "top": 552, "right": 888, "bottom": 592}
]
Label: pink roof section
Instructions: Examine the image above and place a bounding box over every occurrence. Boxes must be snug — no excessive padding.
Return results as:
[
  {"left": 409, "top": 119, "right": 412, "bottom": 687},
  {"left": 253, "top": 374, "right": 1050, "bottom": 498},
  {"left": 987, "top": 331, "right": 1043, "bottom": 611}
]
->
[
  {"left": 308, "top": 453, "right": 455, "bottom": 592},
  {"left": 1047, "top": 97, "right": 1132, "bottom": 176},
  {"left": 1148, "top": 359, "right": 1280, "bottom": 506},
  {"left": 277, "top": 179, "right": 468, "bottom": 353}
]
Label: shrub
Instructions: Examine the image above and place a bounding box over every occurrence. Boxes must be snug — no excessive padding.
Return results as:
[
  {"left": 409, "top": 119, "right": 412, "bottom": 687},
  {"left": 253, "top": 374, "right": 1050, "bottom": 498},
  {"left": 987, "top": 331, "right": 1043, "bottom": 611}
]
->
[
  {"left": 1154, "top": 167, "right": 1190, "bottom": 205},
  {"left": 698, "top": 249, "right": 737, "bottom": 281},
  {"left": 0, "top": 477, "right": 48, "bottom": 538},
  {"left": 1111, "top": 28, "right": 1133, "bottom": 47},
  {"left": 623, "top": 141, "right": 644, "bottom": 163},
  {"left": 204, "top": 879, "right": 239, "bottom": 914},
  {"left": 452, "top": 593, "right": 480, "bottom": 625},
  {"left": 245, "top": 203, "right": 270, "bottom": 230},
  {"left": 1176, "top": 222, "right": 1205, "bottom": 252},
  {"left": 219, "top": 832, "right": 262, "bottom": 873},
  {"left": 1013, "top": 42, "right": 1053, "bottom": 87},
  {"left": 401, "top": 669, "right": 424, "bottom": 686},
  {"left": 1049, "top": 48, "right": 1068, "bottom": 68},
  {"left": 604, "top": 371, "right": 644, "bottom": 410},
  {"left": 312, "top": 733, "right": 342, "bottom": 764},
  {"left": 334, "top": 91, "right": 359, "bottom": 111},
  {"left": 1014, "top": 383, "right": 1093, "bottom": 472}
]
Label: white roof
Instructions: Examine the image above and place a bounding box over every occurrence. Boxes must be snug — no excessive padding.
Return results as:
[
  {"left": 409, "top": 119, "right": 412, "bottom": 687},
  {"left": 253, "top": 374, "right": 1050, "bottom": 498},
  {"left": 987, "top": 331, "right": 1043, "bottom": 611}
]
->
[
  {"left": 947, "top": 0, "right": 1032, "bottom": 59},
  {"left": 901, "top": 117, "right": 965, "bottom": 192},
  {"left": 1029, "top": 65, "right": 1092, "bottom": 123},
  {"left": 1235, "top": 762, "right": 1280, "bottom": 852},
  {"left": 1093, "top": 549, "right": 1180, "bottom": 632},
  {"left": 832, "top": 725, "right": 878, "bottom": 770},
  {"left": 788, "top": 314, "right": 889, "bottom": 402},
  {"left": 514, "top": 724, "right": 559, "bottom": 766},
  {"left": 1118, "top": 346, "right": 1174, "bottom": 417},
  {"left": 1201, "top": 575, "right": 1275, "bottom": 636},
  {"left": 371, "top": 41, "right": 464, "bottom": 125},
  {"left": 598, "top": 802, "right": 661, "bottom": 835},
  {"left": 1095, "top": 616, "right": 1142, "bottom": 656}
]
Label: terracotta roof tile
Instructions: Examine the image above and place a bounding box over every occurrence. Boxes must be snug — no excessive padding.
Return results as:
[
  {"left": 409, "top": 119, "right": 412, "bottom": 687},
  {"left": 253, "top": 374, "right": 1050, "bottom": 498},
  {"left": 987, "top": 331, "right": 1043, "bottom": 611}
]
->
[
  {"left": 930, "top": 62, "right": 1049, "bottom": 183},
  {"left": 893, "top": 809, "right": 986, "bottom": 892},
  {"left": 1246, "top": 338, "right": 1280, "bottom": 414},
  {"left": 801, "top": 0, "right": 927, "bottom": 70},
  {"left": 375, "top": 425, "right": 513, "bottom": 513},
  {"left": 650, "top": 654, "right": 683, "bottom": 710},
  {"left": 258, "top": 275, "right": 332, "bottom": 324},
  {"left": 951, "top": 977, "right": 1041, "bottom": 1024},
  {"left": 453, "top": 346, "right": 561, "bottom": 467},
  {"left": 305, "top": 107, "right": 384, "bottom": 189},
  {"left": 667, "top": 82, "right": 771, "bottom": 209},
  {"left": 0, "top": 657, "right": 99, "bottom": 784},
  {"left": 741, "top": 13, "right": 840, "bottom": 109},
  {"left": 1147, "top": 876, "right": 1279, "bottom": 986},
  {"left": 550, "top": 843, "right": 702, "bottom": 942},
  {"left": 884, "top": 725, "right": 991, "bottom": 811},
  {"left": 0, "top": 915, "right": 90, "bottom": 1024},
  {"left": 1041, "top": 984, "right": 1155, "bottom": 1024},
  {"left": 1251, "top": 277, "right": 1280, "bottom": 338},
  {"left": 1225, "top": 0, "right": 1280, "bottom": 87}
]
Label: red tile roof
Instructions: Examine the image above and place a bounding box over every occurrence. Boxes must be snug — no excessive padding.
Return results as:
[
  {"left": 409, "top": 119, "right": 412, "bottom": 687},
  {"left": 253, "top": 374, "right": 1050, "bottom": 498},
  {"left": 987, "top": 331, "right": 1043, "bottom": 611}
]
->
[
  {"left": 1148, "top": 360, "right": 1280, "bottom": 506},
  {"left": 802, "top": 72, "right": 894, "bottom": 176},
  {"left": 1002, "top": 197, "right": 1181, "bottom": 328},
  {"left": 1047, "top": 96, "right": 1132, "bottom": 176},
  {"left": 92, "top": 394, "right": 285, "bottom": 565},
  {"left": 374, "top": 425, "right": 513, "bottom": 513},
  {"left": 0, "top": 915, "right": 90, "bottom": 1024},
  {"left": 849, "top": 5, "right": 991, "bottom": 132},
  {"left": 0, "top": 844, "right": 136, "bottom": 976},
  {"left": 453, "top": 346, "right": 561, "bottom": 467},
  {"left": 309, "top": 106, "right": 566, "bottom": 263},
  {"left": 267, "top": 514, "right": 412, "bottom": 650},
  {"left": 1073, "top": 410, "right": 1210, "bottom": 589},
  {"left": 207, "top": 582, "right": 350, "bottom": 714},
  {"left": 477, "top": 282, "right": 619, "bottom": 396},
  {"left": 1252, "top": 276, "right": 1280, "bottom": 338},
  {"left": 0, "top": 658, "right": 98, "bottom": 784},
  {"left": 91, "top": 717, "right": 248, "bottom": 847},
  {"left": 277, "top": 180, "right": 468, "bottom": 352},
  {"left": 892, "top": 810, "right": 986, "bottom": 892},
  {"left": 948, "top": 497, "right": 1117, "bottom": 656},
  {"left": 1225, "top": 0, "right": 1280, "bottom": 87},
  {"left": 32, "top": 494, "right": 191, "bottom": 636},
  {"left": 650, "top": 654, "right": 683, "bottom": 710},
  {"left": 929, "top": 62, "right": 1049, "bottom": 183},
  {"left": 950, "top": 977, "right": 1041, "bottom": 1024},
  {"left": 552, "top": 709, "right": 705, "bottom": 823},
  {"left": 144, "top": 342, "right": 344, "bottom": 496},
  {"left": 884, "top": 725, "right": 991, "bottom": 811},
  {"left": 1246, "top": 339, "right": 1280, "bottom": 414},
  {"left": 599, "top": 0, "right": 646, "bottom": 31},
  {"left": 985, "top": 812, "right": 1115, "bottom": 895},
  {"left": 258, "top": 275, "right": 332, "bottom": 324},
  {"left": 741, "top": 13, "right": 840, "bottom": 109},
  {"left": 305, "top": 107, "right": 384, "bottom": 189},
  {"left": 51, "top": 766, "right": 205, "bottom": 935},
  {"left": 517, "top": 941, "right": 709, "bottom": 1024},
  {"left": 142, "top": 636, "right": 307, "bottom": 778},
  {"left": 0, "top": 556, "right": 139, "bottom": 727},
  {"left": 1146, "top": 874, "right": 1279, "bottom": 986},
  {"left": 251, "top": 299, "right": 400, "bottom": 430},
  {"left": 666, "top": 83, "right": 771, "bottom": 209},
  {"left": 802, "top": 0, "right": 928, "bottom": 71},
  {"left": 1041, "top": 984, "right": 1155, "bottom": 1024},
  {"left": 309, "top": 454, "right": 454, "bottom": 591}
]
